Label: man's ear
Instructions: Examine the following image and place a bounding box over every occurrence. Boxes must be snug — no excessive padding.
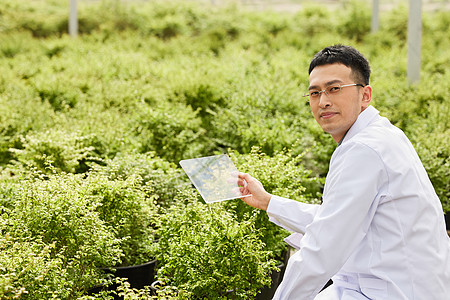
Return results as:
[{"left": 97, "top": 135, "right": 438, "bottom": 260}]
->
[{"left": 361, "top": 85, "right": 372, "bottom": 109}]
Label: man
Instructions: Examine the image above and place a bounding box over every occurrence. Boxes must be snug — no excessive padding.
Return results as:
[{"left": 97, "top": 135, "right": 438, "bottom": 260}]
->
[{"left": 237, "top": 45, "right": 450, "bottom": 299}]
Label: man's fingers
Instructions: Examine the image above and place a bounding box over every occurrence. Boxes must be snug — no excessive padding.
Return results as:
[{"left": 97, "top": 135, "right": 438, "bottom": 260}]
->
[
  {"left": 229, "top": 173, "right": 247, "bottom": 187},
  {"left": 237, "top": 172, "right": 249, "bottom": 180},
  {"left": 238, "top": 172, "right": 254, "bottom": 184}
]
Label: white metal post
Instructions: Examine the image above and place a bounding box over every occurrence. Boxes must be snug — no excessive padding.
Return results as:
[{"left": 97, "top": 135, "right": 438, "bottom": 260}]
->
[
  {"left": 69, "top": 0, "right": 78, "bottom": 38},
  {"left": 371, "top": 0, "right": 379, "bottom": 33},
  {"left": 407, "top": 0, "right": 422, "bottom": 84}
]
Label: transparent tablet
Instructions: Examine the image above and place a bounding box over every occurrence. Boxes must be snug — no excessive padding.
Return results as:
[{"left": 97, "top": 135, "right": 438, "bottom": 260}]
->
[{"left": 179, "top": 154, "right": 251, "bottom": 203}]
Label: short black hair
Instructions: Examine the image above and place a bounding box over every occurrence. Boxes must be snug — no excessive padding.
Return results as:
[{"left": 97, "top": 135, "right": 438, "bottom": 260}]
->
[{"left": 308, "top": 45, "right": 371, "bottom": 85}]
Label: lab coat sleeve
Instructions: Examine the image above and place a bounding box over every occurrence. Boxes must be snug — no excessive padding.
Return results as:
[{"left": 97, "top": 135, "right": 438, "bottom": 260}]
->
[
  {"left": 267, "top": 195, "right": 321, "bottom": 234},
  {"left": 273, "top": 142, "right": 388, "bottom": 300}
]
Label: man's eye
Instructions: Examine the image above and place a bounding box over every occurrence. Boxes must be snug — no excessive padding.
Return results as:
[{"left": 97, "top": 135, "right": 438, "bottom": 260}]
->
[
  {"left": 328, "top": 86, "right": 341, "bottom": 93},
  {"left": 310, "top": 91, "right": 320, "bottom": 97}
]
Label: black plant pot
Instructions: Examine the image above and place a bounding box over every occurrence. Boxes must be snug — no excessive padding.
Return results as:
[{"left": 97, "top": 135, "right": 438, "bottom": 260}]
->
[
  {"left": 104, "top": 259, "right": 157, "bottom": 289},
  {"left": 445, "top": 213, "right": 450, "bottom": 231},
  {"left": 87, "top": 259, "right": 157, "bottom": 299},
  {"left": 149, "top": 280, "right": 161, "bottom": 296}
]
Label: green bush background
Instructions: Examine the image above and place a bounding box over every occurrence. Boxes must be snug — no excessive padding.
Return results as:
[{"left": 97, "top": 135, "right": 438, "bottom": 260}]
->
[{"left": 0, "top": 0, "right": 449, "bottom": 298}]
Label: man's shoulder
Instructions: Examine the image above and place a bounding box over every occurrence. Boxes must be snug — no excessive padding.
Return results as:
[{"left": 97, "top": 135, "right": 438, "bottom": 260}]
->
[
  {"left": 338, "top": 117, "right": 415, "bottom": 167},
  {"left": 349, "top": 116, "right": 405, "bottom": 149}
]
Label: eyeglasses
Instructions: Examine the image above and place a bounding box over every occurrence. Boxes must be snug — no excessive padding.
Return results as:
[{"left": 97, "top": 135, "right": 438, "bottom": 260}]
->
[{"left": 303, "top": 83, "right": 364, "bottom": 101}]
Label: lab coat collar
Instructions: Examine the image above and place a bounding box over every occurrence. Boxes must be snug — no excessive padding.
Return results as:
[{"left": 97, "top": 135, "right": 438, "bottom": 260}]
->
[{"left": 341, "top": 105, "right": 380, "bottom": 145}]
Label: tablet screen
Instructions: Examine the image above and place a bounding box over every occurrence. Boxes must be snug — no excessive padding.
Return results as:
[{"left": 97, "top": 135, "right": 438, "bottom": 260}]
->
[{"left": 180, "top": 154, "right": 251, "bottom": 203}]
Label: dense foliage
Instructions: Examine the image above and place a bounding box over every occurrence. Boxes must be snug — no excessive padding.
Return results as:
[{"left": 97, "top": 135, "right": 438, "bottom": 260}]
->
[
  {"left": 153, "top": 194, "right": 276, "bottom": 299},
  {"left": 0, "top": 0, "right": 448, "bottom": 298}
]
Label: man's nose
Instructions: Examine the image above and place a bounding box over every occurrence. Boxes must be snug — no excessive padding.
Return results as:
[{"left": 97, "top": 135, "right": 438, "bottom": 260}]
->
[{"left": 318, "top": 91, "right": 332, "bottom": 107}]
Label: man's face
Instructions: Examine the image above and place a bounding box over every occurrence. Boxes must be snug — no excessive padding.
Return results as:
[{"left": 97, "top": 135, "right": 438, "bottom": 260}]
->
[{"left": 308, "top": 63, "right": 372, "bottom": 143}]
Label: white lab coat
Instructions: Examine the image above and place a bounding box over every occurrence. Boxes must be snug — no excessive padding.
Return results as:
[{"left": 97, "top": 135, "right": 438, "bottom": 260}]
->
[{"left": 267, "top": 106, "right": 450, "bottom": 299}]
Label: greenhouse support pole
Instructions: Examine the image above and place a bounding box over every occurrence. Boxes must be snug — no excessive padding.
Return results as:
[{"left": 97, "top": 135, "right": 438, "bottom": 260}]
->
[
  {"left": 371, "top": 0, "right": 379, "bottom": 33},
  {"left": 69, "top": 0, "right": 78, "bottom": 38},
  {"left": 407, "top": 0, "right": 422, "bottom": 84}
]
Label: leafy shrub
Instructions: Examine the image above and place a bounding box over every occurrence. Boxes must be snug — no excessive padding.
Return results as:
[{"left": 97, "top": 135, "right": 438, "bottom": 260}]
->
[
  {"left": 414, "top": 130, "right": 450, "bottom": 212},
  {"left": 180, "top": 84, "right": 227, "bottom": 125},
  {"left": 0, "top": 32, "right": 32, "bottom": 58},
  {"left": 0, "top": 83, "right": 56, "bottom": 165},
  {"left": 147, "top": 14, "right": 187, "bottom": 40},
  {"left": 131, "top": 101, "right": 206, "bottom": 163},
  {"left": 92, "top": 152, "right": 189, "bottom": 207},
  {"left": 293, "top": 5, "right": 335, "bottom": 36},
  {"left": 209, "top": 70, "right": 311, "bottom": 156},
  {"left": 232, "top": 146, "right": 322, "bottom": 205},
  {"left": 85, "top": 173, "right": 159, "bottom": 266},
  {"left": 337, "top": 0, "right": 371, "bottom": 42},
  {"left": 0, "top": 232, "right": 66, "bottom": 299},
  {"left": 2, "top": 174, "right": 122, "bottom": 298},
  {"left": 153, "top": 192, "right": 277, "bottom": 299},
  {"left": 0, "top": 0, "right": 68, "bottom": 37},
  {"left": 9, "top": 129, "right": 104, "bottom": 174},
  {"left": 380, "top": 4, "right": 409, "bottom": 41},
  {"left": 33, "top": 80, "right": 78, "bottom": 112}
]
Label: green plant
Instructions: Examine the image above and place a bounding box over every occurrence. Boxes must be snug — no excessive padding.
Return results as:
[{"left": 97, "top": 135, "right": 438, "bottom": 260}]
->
[
  {"left": 2, "top": 173, "right": 122, "bottom": 298},
  {"left": 0, "top": 32, "right": 33, "bottom": 58},
  {"left": 293, "top": 4, "right": 335, "bottom": 36},
  {"left": 131, "top": 101, "right": 206, "bottom": 163},
  {"left": 380, "top": 4, "right": 409, "bottom": 41},
  {"left": 0, "top": 83, "right": 57, "bottom": 166},
  {"left": 91, "top": 152, "right": 189, "bottom": 207},
  {"left": 232, "top": 146, "right": 322, "bottom": 204},
  {"left": 153, "top": 191, "right": 277, "bottom": 299},
  {"left": 85, "top": 173, "right": 159, "bottom": 266},
  {"left": 9, "top": 129, "right": 104, "bottom": 174},
  {"left": 0, "top": 232, "right": 67, "bottom": 299},
  {"left": 336, "top": 0, "right": 371, "bottom": 42},
  {"left": 0, "top": 0, "right": 68, "bottom": 38}
]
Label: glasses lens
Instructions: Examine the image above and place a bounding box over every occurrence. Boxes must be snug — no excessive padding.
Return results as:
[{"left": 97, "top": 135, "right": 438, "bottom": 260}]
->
[
  {"left": 327, "top": 85, "right": 342, "bottom": 95},
  {"left": 309, "top": 90, "right": 320, "bottom": 100}
]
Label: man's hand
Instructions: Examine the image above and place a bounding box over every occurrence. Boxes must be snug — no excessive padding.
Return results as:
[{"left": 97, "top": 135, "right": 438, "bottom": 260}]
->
[{"left": 237, "top": 172, "right": 272, "bottom": 211}]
